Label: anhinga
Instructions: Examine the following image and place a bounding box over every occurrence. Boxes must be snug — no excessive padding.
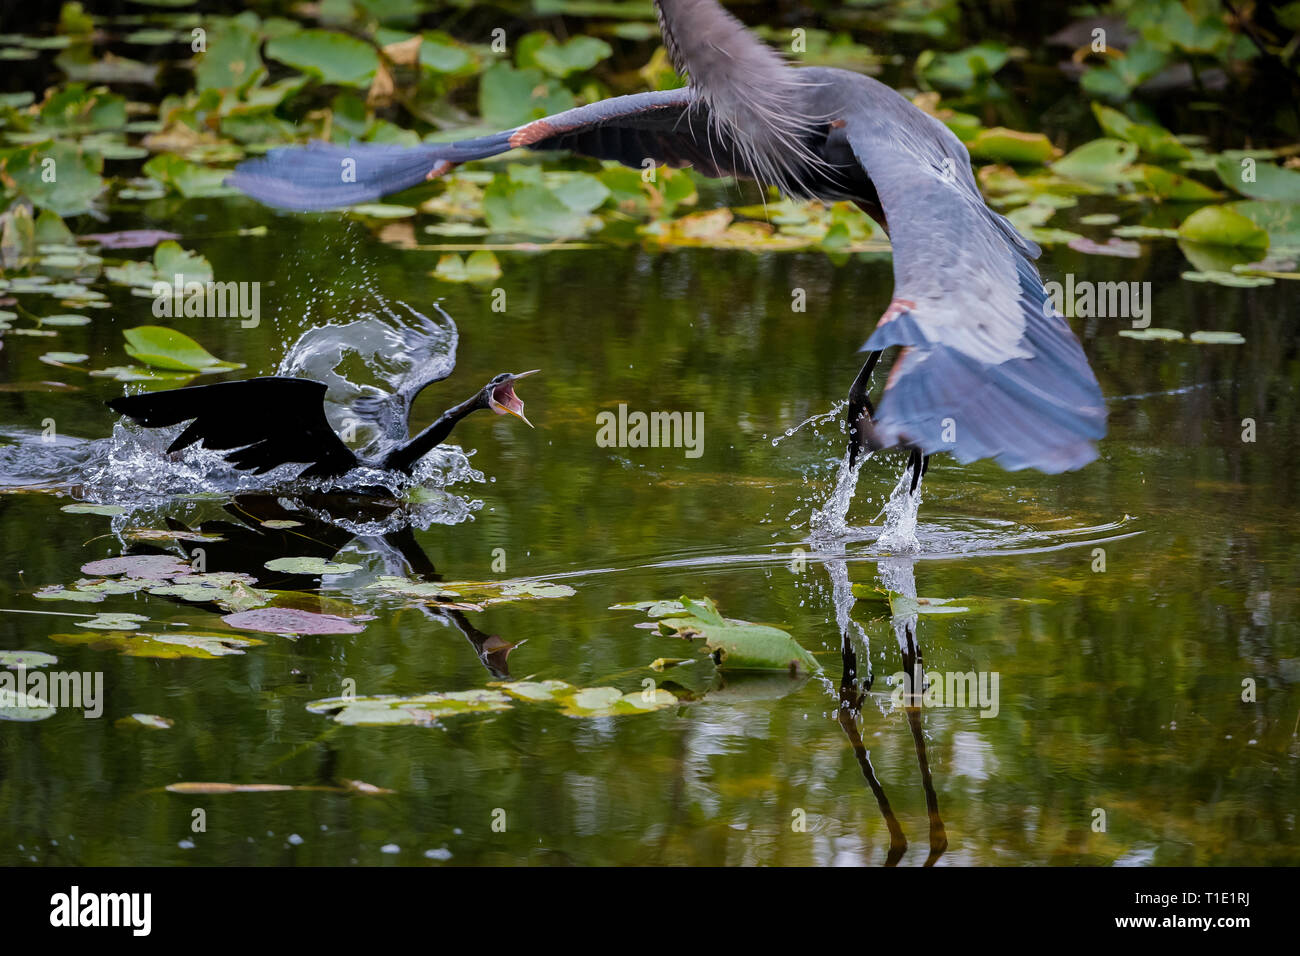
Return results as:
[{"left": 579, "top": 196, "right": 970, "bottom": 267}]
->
[
  {"left": 227, "top": 0, "right": 1106, "bottom": 485},
  {"left": 107, "top": 302, "right": 537, "bottom": 480}
]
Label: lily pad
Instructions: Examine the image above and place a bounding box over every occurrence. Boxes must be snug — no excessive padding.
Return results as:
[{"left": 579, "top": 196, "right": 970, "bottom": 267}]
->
[
  {"left": 1119, "top": 328, "right": 1185, "bottom": 341},
  {"left": 265, "top": 29, "right": 380, "bottom": 88},
  {"left": 115, "top": 713, "right": 173, "bottom": 729},
  {"left": 307, "top": 688, "right": 513, "bottom": 725},
  {"left": 1051, "top": 138, "right": 1138, "bottom": 185},
  {"left": 366, "top": 576, "right": 575, "bottom": 610},
  {"left": 223, "top": 607, "right": 367, "bottom": 635},
  {"left": 639, "top": 596, "right": 821, "bottom": 674},
  {"left": 1214, "top": 157, "right": 1300, "bottom": 202},
  {"left": 264, "top": 557, "right": 361, "bottom": 576},
  {"left": 81, "top": 554, "right": 191, "bottom": 577},
  {"left": 0, "top": 689, "right": 56, "bottom": 721},
  {"left": 49, "top": 630, "right": 264, "bottom": 659},
  {"left": 80, "top": 612, "right": 150, "bottom": 631},
  {"left": 1189, "top": 330, "right": 1246, "bottom": 345},
  {"left": 0, "top": 650, "right": 57, "bottom": 669},
  {"left": 122, "top": 326, "right": 242, "bottom": 372},
  {"left": 1177, "top": 205, "right": 1270, "bottom": 251},
  {"left": 61, "top": 503, "right": 124, "bottom": 515}
]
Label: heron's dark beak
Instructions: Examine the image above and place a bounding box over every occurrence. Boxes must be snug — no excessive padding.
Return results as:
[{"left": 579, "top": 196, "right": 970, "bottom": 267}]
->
[{"left": 488, "top": 370, "right": 538, "bottom": 427}]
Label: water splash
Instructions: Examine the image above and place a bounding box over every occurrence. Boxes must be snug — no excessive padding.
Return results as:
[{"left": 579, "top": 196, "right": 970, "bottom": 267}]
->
[
  {"left": 875, "top": 466, "right": 923, "bottom": 554},
  {"left": 808, "top": 451, "right": 864, "bottom": 543}
]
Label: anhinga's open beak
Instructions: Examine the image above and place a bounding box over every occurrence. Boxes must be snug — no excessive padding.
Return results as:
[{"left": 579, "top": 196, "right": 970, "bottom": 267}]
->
[{"left": 488, "top": 369, "right": 539, "bottom": 427}]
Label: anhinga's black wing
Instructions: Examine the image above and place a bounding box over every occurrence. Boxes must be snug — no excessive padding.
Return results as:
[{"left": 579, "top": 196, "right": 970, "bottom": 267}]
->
[
  {"left": 225, "top": 88, "right": 756, "bottom": 211},
  {"left": 107, "top": 377, "right": 359, "bottom": 478},
  {"left": 843, "top": 103, "right": 1107, "bottom": 473},
  {"left": 276, "top": 300, "right": 459, "bottom": 458}
]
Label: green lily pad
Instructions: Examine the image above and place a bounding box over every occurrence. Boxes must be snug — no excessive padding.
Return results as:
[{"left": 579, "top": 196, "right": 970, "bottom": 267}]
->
[
  {"left": 122, "top": 326, "right": 242, "bottom": 372},
  {"left": 264, "top": 557, "right": 361, "bottom": 576},
  {"left": 223, "top": 607, "right": 366, "bottom": 635},
  {"left": 34, "top": 585, "right": 106, "bottom": 603},
  {"left": 1189, "top": 330, "right": 1246, "bottom": 344},
  {"left": 643, "top": 596, "right": 820, "bottom": 674},
  {"left": 115, "top": 713, "right": 174, "bottom": 729},
  {"left": 1051, "top": 138, "right": 1138, "bottom": 185},
  {"left": 1177, "top": 205, "right": 1270, "bottom": 250},
  {"left": 1119, "top": 328, "right": 1185, "bottom": 341},
  {"left": 1090, "top": 103, "right": 1191, "bottom": 161},
  {"left": 49, "top": 630, "right": 265, "bottom": 659},
  {"left": 41, "top": 352, "right": 90, "bottom": 365},
  {"left": 432, "top": 250, "right": 501, "bottom": 283},
  {"left": 0, "top": 650, "right": 57, "bottom": 669},
  {"left": 80, "top": 612, "right": 150, "bottom": 631},
  {"left": 81, "top": 554, "right": 191, "bottom": 577},
  {"left": 141, "top": 154, "right": 237, "bottom": 199},
  {"left": 61, "top": 504, "right": 123, "bottom": 517},
  {"left": 366, "top": 576, "right": 575, "bottom": 609},
  {"left": 265, "top": 29, "right": 380, "bottom": 88},
  {"left": 307, "top": 689, "right": 513, "bottom": 725},
  {"left": 1215, "top": 157, "right": 1300, "bottom": 202},
  {"left": 0, "top": 689, "right": 57, "bottom": 721}
]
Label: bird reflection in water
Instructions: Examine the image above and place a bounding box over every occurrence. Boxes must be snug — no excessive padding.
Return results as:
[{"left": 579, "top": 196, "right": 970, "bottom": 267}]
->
[
  {"left": 140, "top": 493, "right": 520, "bottom": 679},
  {"left": 826, "top": 556, "right": 948, "bottom": 866}
]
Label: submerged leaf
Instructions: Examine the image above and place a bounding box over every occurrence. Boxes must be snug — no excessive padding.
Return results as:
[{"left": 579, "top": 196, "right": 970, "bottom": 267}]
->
[{"left": 223, "top": 607, "right": 367, "bottom": 635}]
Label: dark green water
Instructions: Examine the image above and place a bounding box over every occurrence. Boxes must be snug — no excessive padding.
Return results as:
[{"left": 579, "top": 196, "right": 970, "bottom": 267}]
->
[{"left": 0, "top": 198, "right": 1297, "bottom": 866}]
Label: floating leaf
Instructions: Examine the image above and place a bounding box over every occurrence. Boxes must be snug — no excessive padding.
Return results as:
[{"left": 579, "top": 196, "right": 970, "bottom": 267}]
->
[
  {"left": 0, "top": 689, "right": 56, "bottom": 722},
  {"left": 1189, "top": 330, "right": 1246, "bottom": 344},
  {"left": 49, "top": 630, "right": 264, "bottom": 659},
  {"left": 81, "top": 554, "right": 191, "bottom": 577},
  {"left": 0, "top": 650, "right": 57, "bottom": 669},
  {"left": 116, "top": 713, "right": 173, "bottom": 729},
  {"left": 432, "top": 250, "right": 502, "bottom": 283},
  {"left": 1090, "top": 103, "right": 1191, "bottom": 161},
  {"left": 308, "top": 689, "right": 512, "bottom": 725},
  {"left": 1051, "top": 138, "right": 1138, "bottom": 185},
  {"left": 367, "top": 576, "right": 574, "bottom": 610},
  {"left": 1119, "top": 328, "right": 1185, "bottom": 341},
  {"left": 80, "top": 612, "right": 150, "bottom": 631},
  {"left": 265, "top": 29, "right": 380, "bottom": 88},
  {"left": 1177, "top": 205, "right": 1270, "bottom": 251},
  {"left": 264, "top": 557, "right": 361, "bottom": 575},
  {"left": 1215, "top": 157, "right": 1300, "bottom": 202},
  {"left": 631, "top": 596, "right": 821, "bottom": 674},
  {"left": 122, "top": 326, "right": 242, "bottom": 372},
  {"left": 965, "top": 127, "right": 1059, "bottom": 164},
  {"left": 61, "top": 503, "right": 124, "bottom": 516},
  {"left": 164, "top": 780, "right": 393, "bottom": 794},
  {"left": 223, "top": 607, "right": 367, "bottom": 635},
  {"left": 1068, "top": 236, "right": 1142, "bottom": 258}
]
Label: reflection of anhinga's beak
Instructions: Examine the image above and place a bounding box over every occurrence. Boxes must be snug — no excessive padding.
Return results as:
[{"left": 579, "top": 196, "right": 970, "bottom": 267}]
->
[{"left": 488, "top": 370, "right": 539, "bottom": 427}]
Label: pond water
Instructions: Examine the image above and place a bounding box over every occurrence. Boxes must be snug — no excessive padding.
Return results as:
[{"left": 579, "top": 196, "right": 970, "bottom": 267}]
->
[{"left": 2, "top": 195, "right": 1296, "bottom": 866}]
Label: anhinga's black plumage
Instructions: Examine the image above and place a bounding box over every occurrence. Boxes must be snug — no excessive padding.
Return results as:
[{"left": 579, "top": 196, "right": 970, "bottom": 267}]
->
[{"left": 106, "top": 370, "right": 536, "bottom": 480}]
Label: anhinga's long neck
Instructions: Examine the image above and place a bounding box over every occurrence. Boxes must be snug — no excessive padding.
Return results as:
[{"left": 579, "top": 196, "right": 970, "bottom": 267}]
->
[{"left": 380, "top": 393, "right": 483, "bottom": 475}]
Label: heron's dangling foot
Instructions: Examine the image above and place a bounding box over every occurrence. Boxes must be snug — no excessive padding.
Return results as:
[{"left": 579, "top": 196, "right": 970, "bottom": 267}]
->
[
  {"left": 906, "top": 448, "right": 931, "bottom": 495},
  {"left": 846, "top": 351, "right": 883, "bottom": 468}
]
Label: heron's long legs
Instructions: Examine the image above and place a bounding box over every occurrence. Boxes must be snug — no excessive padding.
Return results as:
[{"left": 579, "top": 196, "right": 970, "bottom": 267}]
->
[
  {"left": 846, "top": 350, "right": 881, "bottom": 467},
  {"left": 906, "top": 448, "right": 931, "bottom": 495}
]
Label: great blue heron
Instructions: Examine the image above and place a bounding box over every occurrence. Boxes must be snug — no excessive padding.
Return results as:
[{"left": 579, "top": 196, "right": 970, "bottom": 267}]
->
[{"left": 228, "top": 0, "right": 1106, "bottom": 486}]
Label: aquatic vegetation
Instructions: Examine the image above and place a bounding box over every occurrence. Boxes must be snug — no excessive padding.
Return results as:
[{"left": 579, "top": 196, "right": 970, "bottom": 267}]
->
[
  {"left": 365, "top": 575, "right": 575, "bottom": 610},
  {"left": 618, "top": 596, "right": 820, "bottom": 674}
]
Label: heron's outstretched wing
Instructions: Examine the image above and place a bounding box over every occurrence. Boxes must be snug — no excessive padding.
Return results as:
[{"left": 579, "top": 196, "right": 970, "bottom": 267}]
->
[
  {"left": 107, "top": 377, "right": 358, "bottom": 478},
  {"left": 225, "top": 89, "right": 745, "bottom": 211},
  {"left": 844, "top": 107, "right": 1106, "bottom": 473}
]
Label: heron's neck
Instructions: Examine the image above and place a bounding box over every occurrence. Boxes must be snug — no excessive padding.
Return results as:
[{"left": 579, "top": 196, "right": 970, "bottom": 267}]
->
[{"left": 381, "top": 394, "right": 483, "bottom": 475}]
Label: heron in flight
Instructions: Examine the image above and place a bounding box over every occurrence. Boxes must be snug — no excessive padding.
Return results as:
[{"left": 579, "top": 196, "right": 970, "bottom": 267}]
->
[
  {"left": 228, "top": 0, "right": 1106, "bottom": 486},
  {"left": 108, "top": 302, "right": 537, "bottom": 480}
]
